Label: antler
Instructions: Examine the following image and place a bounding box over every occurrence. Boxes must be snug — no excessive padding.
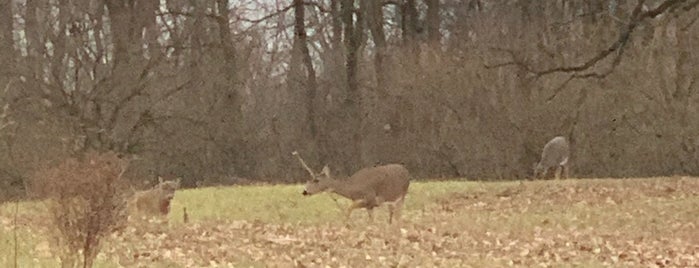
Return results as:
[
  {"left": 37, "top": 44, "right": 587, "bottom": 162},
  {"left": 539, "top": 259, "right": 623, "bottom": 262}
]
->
[{"left": 292, "top": 151, "right": 316, "bottom": 177}]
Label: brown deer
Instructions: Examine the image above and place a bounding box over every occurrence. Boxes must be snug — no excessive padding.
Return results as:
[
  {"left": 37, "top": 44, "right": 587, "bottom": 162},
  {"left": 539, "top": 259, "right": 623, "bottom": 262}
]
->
[
  {"left": 534, "top": 136, "right": 570, "bottom": 179},
  {"left": 293, "top": 151, "right": 410, "bottom": 224},
  {"left": 127, "top": 176, "right": 181, "bottom": 219}
]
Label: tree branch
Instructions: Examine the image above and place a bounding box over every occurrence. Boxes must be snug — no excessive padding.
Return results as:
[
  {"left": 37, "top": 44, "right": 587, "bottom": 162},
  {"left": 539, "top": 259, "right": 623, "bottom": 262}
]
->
[
  {"left": 235, "top": 5, "right": 294, "bottom": 24},
  {"left": 485, "top": 0, "right": 693, "bottom": 78}
]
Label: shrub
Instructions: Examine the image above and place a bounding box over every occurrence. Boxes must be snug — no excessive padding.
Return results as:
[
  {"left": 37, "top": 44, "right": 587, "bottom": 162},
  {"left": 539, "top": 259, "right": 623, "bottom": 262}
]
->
[{"left": 29, "top": 151, "right": 130, "bottom": 268}]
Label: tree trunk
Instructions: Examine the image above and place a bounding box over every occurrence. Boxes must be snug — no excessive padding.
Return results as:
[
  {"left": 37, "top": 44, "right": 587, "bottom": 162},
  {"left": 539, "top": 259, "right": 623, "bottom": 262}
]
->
[
  {"left": 425, "top": 0, "right": 440, "bottom": 46},
  {"left": 400, "top": 0, "right": 420, "bottom": 63},
  {"left": 340, "top": 0, "right": 362, "bottom": 172},
  {"left": 216, "top": 0, "right": 248, "bottom": 174},
  {"left": 102, "top": 0, "right": 146, "bottom": 152},
  {"left": 0, "top": 0, "right": 13, "bottom": 102},
  {"left": 294, "top": 0, "right": 319, "bottom": 138},
  {"left": 401, "top": 0, "right": 418, "bottom": 41},
  {"left": 363, "top": 0, "right": 388, "bottom": 90},
  {"left": 23, "top": 0, "right": 42, "bottom": 81},
  {"left": 138, "top": 0, "right": 161, "bottom": 59},
  {"left": 342, "top": 0, "right": 359, "bottom": 94},
  {"left": 292, "top": 0, "right": 327, "bottom": 166},
  {"left": 331, "top": 0, "right": 343, "bottom": 47}
]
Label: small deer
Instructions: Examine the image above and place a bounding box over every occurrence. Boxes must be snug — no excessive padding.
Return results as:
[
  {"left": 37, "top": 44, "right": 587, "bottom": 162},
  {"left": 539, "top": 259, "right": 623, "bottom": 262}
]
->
[
  {"left": 293, "top": 151, "right": 410, "bottom": 224},
  {"left": 534, "top": 136, "right": 570, "bottom": 179},
  {"left": 128, "top": 176, "right": 181, "bottom": 218}
]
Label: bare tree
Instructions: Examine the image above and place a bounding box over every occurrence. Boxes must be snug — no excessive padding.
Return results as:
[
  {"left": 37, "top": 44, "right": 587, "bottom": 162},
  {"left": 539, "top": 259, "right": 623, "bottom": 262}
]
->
[
  {"left": 1, "top": 0, "right": 699, "bottom": 191},
  {"left": 363, "top": 0, "right": 389, "bottom": 89},
  {"left": 339, "top": 0, "right": 363, "bottom": 172},
  {"left": 293, "top": 0, "right": 320, "bottom": 143},
  {"left": 425, "top": 0, "right": 440, "bottom": 46}
]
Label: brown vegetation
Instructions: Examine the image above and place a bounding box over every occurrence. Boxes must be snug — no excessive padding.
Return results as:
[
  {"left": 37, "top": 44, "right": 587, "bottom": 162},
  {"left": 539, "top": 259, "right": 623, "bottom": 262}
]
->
[
  {"left": 28, "top": 151, "right": 130, "bottom": 268},
  {"left": 0, "top": 1, "right": 697, "bottom": 192},
  {"left": 6, "top": 177, "right": 696, "bottom": 267}
]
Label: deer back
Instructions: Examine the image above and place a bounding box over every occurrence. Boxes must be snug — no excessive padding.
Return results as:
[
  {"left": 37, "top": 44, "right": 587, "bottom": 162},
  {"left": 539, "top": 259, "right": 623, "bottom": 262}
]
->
[
  {"left": 346, "top": 164, "right": 410, "bottom": 203},
  {"left": 540, "top": 136, "right": 570, "bottom": 167}
]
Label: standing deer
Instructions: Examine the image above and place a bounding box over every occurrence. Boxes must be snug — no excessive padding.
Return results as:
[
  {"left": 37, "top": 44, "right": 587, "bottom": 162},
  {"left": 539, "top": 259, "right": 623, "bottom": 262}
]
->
[
  {"left": 293, "top": 151, "right": 410, "bottom": 224},
  {"left": 128, "top": 176, "right": 181, "bottom": 218},
  {"left": 534, "top": 136, "right": 570, "bottom": 179}
]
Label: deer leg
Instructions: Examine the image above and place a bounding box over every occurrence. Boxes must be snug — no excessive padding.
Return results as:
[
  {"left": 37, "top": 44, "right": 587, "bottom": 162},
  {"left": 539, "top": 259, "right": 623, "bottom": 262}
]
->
[
  {"left": 562, "top": 164, "right": 569, "bottom": 179},
  {"left": 387, "top": 204, "right": 395, "bottom": 224},
  {"left": 346, "top": 200, "right": 367, "bottom": 221},
  {"left": 550, "top": 167, "right": 556, "bottom": 179},
  {"left": 366, "top": 208, "right": 374, "bottom": 222},
  {"left": 391, "top": 197, "right": 405, "bottom": 225},
  {"left": 554, "top": 166, "right": 562, "bottom": 180},
  {"left": 345, "top": 206, "right": 354, "bottom": 222}
]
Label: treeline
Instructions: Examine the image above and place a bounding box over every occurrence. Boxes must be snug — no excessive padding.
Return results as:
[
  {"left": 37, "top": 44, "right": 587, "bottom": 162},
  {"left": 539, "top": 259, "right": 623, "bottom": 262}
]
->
[{"left": 0, "top": 0, "right": 698, "bottom": 198}]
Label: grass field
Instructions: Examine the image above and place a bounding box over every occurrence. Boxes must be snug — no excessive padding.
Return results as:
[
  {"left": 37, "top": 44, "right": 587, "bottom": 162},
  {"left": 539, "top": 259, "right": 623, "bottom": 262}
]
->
[{"left": 0, "top": 177, "right": 697, "bottom": 267}]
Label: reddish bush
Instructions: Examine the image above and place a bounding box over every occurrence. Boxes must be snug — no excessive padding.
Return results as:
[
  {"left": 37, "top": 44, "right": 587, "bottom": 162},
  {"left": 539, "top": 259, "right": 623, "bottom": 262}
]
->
[{"left": 29, "top": 151, "right": 130, "bottom": 268}]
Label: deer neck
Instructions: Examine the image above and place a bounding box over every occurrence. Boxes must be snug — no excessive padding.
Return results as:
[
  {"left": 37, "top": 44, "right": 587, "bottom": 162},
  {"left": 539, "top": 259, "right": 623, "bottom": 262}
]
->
[{"left": 325, "top": 177, "right": 357, "bottom": 199}]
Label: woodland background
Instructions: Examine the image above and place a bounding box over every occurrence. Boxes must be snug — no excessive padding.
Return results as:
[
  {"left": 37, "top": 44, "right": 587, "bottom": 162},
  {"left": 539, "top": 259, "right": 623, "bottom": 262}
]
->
[{"left": 0, "top": 0, "right": 698, "bottom": 199}]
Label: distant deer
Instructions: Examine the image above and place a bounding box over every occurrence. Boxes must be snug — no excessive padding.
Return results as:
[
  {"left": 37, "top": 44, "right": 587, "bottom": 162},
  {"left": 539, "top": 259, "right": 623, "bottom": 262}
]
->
[
  {"left": 534, "top": 136, "right": 570, "bottom": 179},
  {"left": 128, "top": 176, "right": 181, "bottom": 218},
  {"left": 292, "top": 151, "right": 410, "bottom": 224}
]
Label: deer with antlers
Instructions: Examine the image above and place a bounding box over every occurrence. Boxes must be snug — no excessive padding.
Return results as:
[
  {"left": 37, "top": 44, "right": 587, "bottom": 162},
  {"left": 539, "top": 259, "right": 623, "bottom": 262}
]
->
[{"left": 292, "top": 151, "right": 410, "bottom": 224}]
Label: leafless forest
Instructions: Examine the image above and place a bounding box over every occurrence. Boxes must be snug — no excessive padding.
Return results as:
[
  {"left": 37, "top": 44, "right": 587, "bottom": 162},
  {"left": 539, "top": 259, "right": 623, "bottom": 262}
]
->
[{"left": 0, "top": 0, "right": 698, "bottom": 197}]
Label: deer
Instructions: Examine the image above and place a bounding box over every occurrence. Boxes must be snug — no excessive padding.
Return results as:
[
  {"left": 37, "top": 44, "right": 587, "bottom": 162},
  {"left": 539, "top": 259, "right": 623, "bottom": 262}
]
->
[
  {"left": 127, "top": 176, "right": 181, "bottom": 219},
  {"left": 292, "top": 151, "right": 410, "bottom": 224},
  {"left": 534, "top": 136, "right": 570, "bottom": 179}
]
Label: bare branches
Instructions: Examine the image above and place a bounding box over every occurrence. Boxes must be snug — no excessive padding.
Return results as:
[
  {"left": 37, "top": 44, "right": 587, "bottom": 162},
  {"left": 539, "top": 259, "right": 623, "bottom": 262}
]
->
[
  {"left": 483, "top": 47, "right": 537, "bottom": 74},
  {"left": 486, "top": 0, "right": 695, "bottom": 78},
  {"left": 236, "top": 5, "right": 294, "bottom": 24},
  {"left": 383, "top": 0, "right": 400, "bottom": 7},
  {"left": 678, "top": 0, "right": 699, "bottom": 29},
  {"left": 544, "top": 60, "right": 622, "bottom": 102},
  {"left": 155, "top": 9, "right": 224, "bottom": 22},
  {"left": 234, "top": 1, "right": 326, "bottom": 25},
  {"left": 156, "top": 3, "right": 306, "bottom": 25}
]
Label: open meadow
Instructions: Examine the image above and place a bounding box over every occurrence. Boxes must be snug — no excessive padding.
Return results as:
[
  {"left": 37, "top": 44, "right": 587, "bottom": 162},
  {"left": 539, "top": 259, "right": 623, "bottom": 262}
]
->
[{"left": 1, "top": 177, "right": 698, "bottom": 267}]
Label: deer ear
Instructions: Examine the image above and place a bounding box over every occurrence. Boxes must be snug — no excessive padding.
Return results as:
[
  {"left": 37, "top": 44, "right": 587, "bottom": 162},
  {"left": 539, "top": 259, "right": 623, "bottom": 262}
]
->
[{"left": 321, "top": 165, "right": 331, "bottom": 176}]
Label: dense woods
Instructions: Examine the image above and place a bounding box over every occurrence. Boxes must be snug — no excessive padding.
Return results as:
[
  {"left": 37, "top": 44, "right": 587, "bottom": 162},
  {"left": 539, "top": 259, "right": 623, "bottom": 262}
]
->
[{"left": 0, "top": 0, "right": 698, "bottom": 198}]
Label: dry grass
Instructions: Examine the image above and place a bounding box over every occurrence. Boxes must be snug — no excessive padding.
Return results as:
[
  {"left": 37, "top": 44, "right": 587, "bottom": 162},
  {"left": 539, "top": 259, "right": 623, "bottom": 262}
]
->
[
  {"left": 1, "top": 177, "right": 698, "bottom": 267},
  {"left": 26, "top": 151, "right": 130, "bottom": 268}
]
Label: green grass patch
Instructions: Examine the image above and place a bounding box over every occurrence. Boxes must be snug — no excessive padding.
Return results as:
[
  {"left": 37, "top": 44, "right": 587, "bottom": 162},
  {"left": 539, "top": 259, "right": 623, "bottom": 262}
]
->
[{"left": 168, "top": 180, "right": 495, "bottom": 225}]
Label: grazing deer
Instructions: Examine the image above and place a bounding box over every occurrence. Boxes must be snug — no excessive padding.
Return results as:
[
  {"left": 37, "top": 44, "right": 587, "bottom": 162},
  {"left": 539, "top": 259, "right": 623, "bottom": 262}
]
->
[
  {"left": 534, "top": 136, "right": 570, "bottom": 179},
  {"left": 292, "top": 151, "right": 410, "bottom": 224},
  {"left": 128, "top": 176, "right": 181, "bottom": 219}
]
